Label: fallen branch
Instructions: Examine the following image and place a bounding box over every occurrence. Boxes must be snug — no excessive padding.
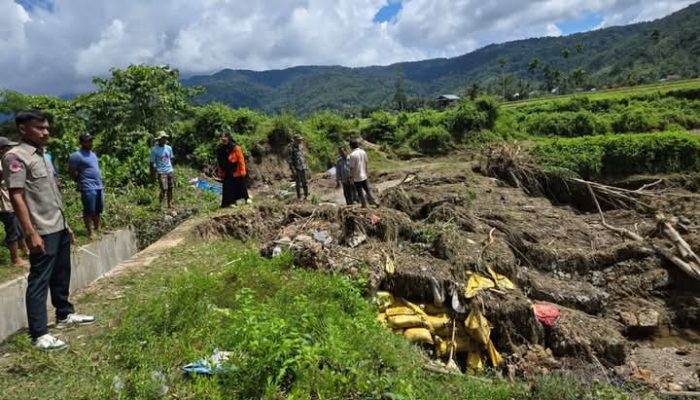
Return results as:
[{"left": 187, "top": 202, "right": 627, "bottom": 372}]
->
[
  {"left": 478, "top": 228, "right": 496, "bottom": 263},
  {"left": 587, "top": 184, "right": 645, "bottom": 242}
]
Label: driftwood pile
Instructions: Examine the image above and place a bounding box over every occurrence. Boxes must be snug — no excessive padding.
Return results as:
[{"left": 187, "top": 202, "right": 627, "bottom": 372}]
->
[{"left": 485, "top": 144, "right": 700, "bottom": 282}]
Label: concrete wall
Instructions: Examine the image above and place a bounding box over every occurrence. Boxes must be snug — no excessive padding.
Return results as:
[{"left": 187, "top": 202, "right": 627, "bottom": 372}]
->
[{"left": 0, "top": 229, "right": 138, "bottom": 342}]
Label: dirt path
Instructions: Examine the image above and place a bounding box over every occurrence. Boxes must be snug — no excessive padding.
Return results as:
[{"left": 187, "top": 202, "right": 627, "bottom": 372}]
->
[{"left": 319, "top": 178, "right": 405, "bottom": 205}]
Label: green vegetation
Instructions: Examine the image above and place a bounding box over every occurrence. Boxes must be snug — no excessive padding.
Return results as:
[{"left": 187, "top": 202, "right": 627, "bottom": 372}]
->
[
  {"left": 533, "top": 131, "right": 700, "bottom": 179},
  {"left": 0, "top": 239, "right": 648, "bottom": 399}
]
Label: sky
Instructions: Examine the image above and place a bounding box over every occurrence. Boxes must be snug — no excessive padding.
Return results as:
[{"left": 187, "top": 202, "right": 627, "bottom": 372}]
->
[{"left": 0, "top": 0, "right": 696, "bottom": 95}]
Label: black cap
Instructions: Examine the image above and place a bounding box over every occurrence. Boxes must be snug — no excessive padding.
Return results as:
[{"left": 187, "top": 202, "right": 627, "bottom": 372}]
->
[{"left": 79, "top": 133, "right": 93, "bottom": 143}]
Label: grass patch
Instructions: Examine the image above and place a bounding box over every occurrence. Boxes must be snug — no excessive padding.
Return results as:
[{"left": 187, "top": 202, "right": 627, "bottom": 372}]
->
[{"left": 0, "top": 238, "right": 650, "bottom": 400}]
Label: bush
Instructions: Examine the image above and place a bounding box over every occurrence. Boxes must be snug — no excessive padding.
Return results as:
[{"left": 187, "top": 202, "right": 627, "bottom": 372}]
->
[
  {"left": 611, "top": 108, "right": 663, "bottom": 133},
  {"left": 534, "top": 131, "right": 700, "bottom": 179},
  {"left": 409, "top": 126, "right": 452, "bottom": 155},
  {"left": 361, "top": 111, "right": 396, "bottom": 144},
  {"left": 526, "top": 111, "right": 610, "bottom": 137}
]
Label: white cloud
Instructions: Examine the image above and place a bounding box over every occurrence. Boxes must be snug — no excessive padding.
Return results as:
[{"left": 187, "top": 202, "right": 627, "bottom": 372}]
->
[{"left": 0, "top": 0, "right": 694, "bottom": 95}]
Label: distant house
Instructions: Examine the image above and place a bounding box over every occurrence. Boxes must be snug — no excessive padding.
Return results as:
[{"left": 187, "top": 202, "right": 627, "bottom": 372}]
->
[{"left": 435, "top": 94, "right": 460, "bottom": 109}]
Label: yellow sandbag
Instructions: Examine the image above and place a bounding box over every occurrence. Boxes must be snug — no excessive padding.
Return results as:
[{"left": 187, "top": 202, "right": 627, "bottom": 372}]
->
[
  {"left": 422, "top": 304, "right": 448, "bottom": 315},
  {"left": 467, "top": 352, "right": 484, "bottom": 375},
  {"left": 487, "top": 341, "right": 504, "bottom": 367},
  {"left": 424, "top": 314, "right": 450, "bottom": 331},
  {"left": 486, "top": 265, "right": 515, "bottom": 291},
  {"left": 387, "top": 314, "right": 426, "bottom": 329},
  {"left": 403, "top": 328, "right": 434, "bottom": 344},
  {"left": 375, "top": 291, "right": 395, "bottom": 311},
  {"left": 435, "top": 322, "right": 468, "bottom": 338},
  {"left": 464, "top": 272, "right": 496, "bottom": 298},
  {"left": 398, "top": 299, "right": 428, "bottom": 318},
  {"left": 385, "top": 306, "right": 417, "bottom": 317},
  {"left": 376, "top": 313, "right": 388, "bottom": 326},
  {"left": 434, "top": 335, "right": 478, "bottom": 357},
  {"left": 465, "top": 309, "right": 491, "bottom": 345}
]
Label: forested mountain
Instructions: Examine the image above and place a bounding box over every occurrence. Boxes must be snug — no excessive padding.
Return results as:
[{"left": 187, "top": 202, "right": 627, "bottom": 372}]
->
[{"left": 183, "top": 2, "right": 700, "bottom": 114}]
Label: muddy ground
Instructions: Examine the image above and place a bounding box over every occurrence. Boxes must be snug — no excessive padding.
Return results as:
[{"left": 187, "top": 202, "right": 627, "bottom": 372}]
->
[{"left": 197, "top": 157, "right": 700, "bottom": 394}]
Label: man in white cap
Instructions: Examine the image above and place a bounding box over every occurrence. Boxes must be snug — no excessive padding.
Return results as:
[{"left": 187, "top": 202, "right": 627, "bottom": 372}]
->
[{"left": 150, "top": 131, "right": 174, "bottom": 208}]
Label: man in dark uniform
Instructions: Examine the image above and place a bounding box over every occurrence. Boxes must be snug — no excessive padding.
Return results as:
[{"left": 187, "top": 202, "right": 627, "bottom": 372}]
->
[{"left": 3, "top": 110, "right": 95, "bottom": 351}]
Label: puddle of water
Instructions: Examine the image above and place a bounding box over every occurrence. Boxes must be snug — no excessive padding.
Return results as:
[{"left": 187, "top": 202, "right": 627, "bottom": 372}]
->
[{"left": 648, "top": 327, "right": 700, "bottom": 348}]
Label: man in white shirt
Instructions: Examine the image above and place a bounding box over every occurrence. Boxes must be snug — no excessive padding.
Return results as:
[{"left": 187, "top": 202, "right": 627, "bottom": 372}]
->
[{"left": 348, "top": 138, "right": 376, "bottom": 207}]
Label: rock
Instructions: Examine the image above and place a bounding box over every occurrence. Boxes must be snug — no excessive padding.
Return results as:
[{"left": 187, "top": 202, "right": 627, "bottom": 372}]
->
[
  {"left": 294, "top": 234, "right": 313, "bottom": 243},
  {"left": 637, "top": 308, "right": 660, "bottom": 328},
  {"left": 667, "top": 383, "right": 684, "bottom": 392},
  {"left": 619, "top": 311, "right": 638, "bottom": 327}
]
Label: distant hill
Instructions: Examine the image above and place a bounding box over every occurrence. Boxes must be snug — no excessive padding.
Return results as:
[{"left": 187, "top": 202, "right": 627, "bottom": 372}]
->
[{"left": 183, "top": 2, "right": 700, "bottom": 114}]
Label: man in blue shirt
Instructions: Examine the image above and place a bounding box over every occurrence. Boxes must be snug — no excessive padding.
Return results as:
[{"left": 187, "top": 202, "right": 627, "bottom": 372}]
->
[
  {"left": 69, "top": 133, "right": 104, "bottom": 240},
  {"left": 150, "top": 131, "right": 174, "bottom": 209}
]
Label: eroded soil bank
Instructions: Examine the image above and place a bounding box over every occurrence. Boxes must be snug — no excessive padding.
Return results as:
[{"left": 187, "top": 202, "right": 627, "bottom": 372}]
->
[{"left": 195, "top": 161, "right": 700, "bottom": 393}]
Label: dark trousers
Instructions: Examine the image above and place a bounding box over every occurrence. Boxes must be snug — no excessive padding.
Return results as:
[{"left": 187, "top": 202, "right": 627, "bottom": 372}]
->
[
  {"left": 221, "top": 176, "right": 249, "bottom": 208},
  {"left": 341, "top": 181, "right": 358, "bottom": 205},
  {"left": 294, "top": 170, "right": 308, "bottom": 199},
  {"left": 354, "top": 180, "right": 376, "bottom": 207},
  {"left": 26, "top": 229, "right": 74, "bottom": 339}
]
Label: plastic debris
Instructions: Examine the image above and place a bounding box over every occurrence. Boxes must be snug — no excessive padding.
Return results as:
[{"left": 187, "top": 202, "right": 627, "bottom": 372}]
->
[
  {"left": 369, "top": 214, "right": 381, "bottom": 225},
  {"left": 182, "top": 349, "right": 235, "bottom": 375},
  {"left": 450, "top": 287, "right": 468, "bottom": 314},
  {"left": 487, "top": 266, "right": 516, "bottom": 290},
  {"left": 377, "top": 292, "right": 505, "bottom": 372},
  {"left": 193, "top": 179, "right": 222, "bottom": 195},
  {"left": 374, "top": 291, "right": 395, "bottom": 311},
  {"left": 467, "top": 352, "right": 484, "bottom": 375},
  {"left": 465, "top": 309, "right": 503, "bottom": 367},
  {"left": 533, "top": 303, "right": 561, "bottom": 327},
  {"left": 384, "top": 255, "right": 396, "bottom": 275},
  {"left": 464, "top": 273, "right": 496, "bottom": 298},
  {"left": 112, "top": 376, "right": 125, "bottom": 393},
  {"left": 464, "top": 268, "right": 515, "bottom": 298},
  {"left": 271, "top": 245, "right": 283, "bottom": 257},
  {"left": 151, "top": 371, "right": 169, "bottom": 396},
  {"left": 312, "top": 230, "right": 332, "bottom": 246},
  {"left": 429, "top": 277, "right": 445, "bottom": 305},
  {"left": 347, "top": 233, "right": 367, "bottom": 248}
]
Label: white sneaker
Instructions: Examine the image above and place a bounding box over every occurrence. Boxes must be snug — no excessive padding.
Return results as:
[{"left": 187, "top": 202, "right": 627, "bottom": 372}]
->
[
  {"left": 56, "top": 313, "right": 96, "bottom": 329},
  {"left": 33, "top": 334, "right": 68, "bottom": 351}
]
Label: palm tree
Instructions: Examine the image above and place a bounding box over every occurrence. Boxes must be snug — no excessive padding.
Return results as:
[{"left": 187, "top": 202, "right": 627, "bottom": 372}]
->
[{"left": 498, "top": 57, "right": 508, "bottom": 99}]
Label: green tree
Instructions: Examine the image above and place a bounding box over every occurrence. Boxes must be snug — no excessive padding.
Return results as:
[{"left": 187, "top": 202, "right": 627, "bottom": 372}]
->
[
  {"left": 570, "top": 67, "right": 587, "bottom": 88},
  {"left": 542, "top": 65, "right": 561, "bottom": 93},
  {"left": 498, "top": 57, "right": 508, "bottom": 99},
  {"left": 528, "top": 58, "right": 540, "bottom": 77},
  {"left": 80, "top": 64, "right": 203, "bottom": 158},
  {"left": 393, "top": 66, "right": 408, "bottom": 111}
]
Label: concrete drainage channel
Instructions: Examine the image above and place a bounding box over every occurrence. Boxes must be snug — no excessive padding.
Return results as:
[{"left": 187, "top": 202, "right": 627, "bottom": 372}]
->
[
  {"left": 0, "top": 208, "right": 199, "bottom": 343},
  {"left": 0, "top": 229, "right": 138, "bottom": 342}
]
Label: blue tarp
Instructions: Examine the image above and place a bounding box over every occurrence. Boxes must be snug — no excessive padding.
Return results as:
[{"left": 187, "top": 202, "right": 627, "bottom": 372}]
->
[{"left": 195, "top": 179, "right": 222, "bottom": 195}]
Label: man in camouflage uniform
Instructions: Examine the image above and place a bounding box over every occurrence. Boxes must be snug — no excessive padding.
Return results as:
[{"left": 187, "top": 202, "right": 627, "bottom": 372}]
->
[{"left": 287, "top": 134, "right": 309, "bottom": 201}]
